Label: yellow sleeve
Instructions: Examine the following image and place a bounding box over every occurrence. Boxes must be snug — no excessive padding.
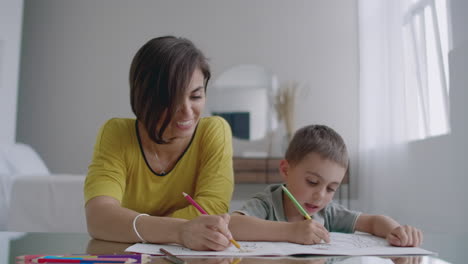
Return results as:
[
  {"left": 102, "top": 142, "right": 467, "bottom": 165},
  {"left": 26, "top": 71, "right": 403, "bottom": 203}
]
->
[
  {"left": 84, "top": 119, "right": 127, "bottom": 205},
  {"left": 171, "top": 117, "right": 234, "bottom": 218}
]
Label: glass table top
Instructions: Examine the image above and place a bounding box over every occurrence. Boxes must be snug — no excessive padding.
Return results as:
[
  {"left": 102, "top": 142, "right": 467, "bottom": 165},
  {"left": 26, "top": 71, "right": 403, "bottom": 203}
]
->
[{"left": 1, "top": 231, "right": 465, "bottom": 264}]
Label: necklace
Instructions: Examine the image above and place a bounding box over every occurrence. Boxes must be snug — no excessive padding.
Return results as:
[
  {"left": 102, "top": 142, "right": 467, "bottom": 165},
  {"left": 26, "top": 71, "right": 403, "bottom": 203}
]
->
[{"left": 152, "top": 146, "right": 168, "bottom": 175}]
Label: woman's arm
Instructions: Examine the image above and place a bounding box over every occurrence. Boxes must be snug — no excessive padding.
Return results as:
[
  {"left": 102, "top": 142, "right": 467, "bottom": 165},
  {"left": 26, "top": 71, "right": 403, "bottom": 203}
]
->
[
  {"left": 85, "top": 196, "right": 234, "bottom": 251},
  {"left": 85, "top": 196, "right": 183, "bottom": 243},
  {"left": 355, "top": 213, "right": 423, "bottom": 247},
  {"left": 171, "top": 117, "right": 234, "bottom": 218}
]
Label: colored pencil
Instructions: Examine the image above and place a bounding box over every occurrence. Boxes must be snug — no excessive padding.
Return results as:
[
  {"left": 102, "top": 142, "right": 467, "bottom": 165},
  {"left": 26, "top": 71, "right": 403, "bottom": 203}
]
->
[
  {"left": 17, "top": 255, "right": 93, "bottom": 261},
  {"left": 94, "top": 255, "right": 148, "bottom": 263},
  {"left": 182, "top": 192, "right": 208, "bottom": 214},
  {"left": 159, "top": 248, "right": 186, "bottom": 264},
  {"left": 32, "top": 257, "right": 136, "bottom": 263},
  {"left": 19, "top": 255, "right": 148, "bottom": 263},
  {"left": 182, "top": 192, "right": 243, "bottom": 250},
  {"left": 42, "top": 255, "right": 147, "bottom": 262},
  {"left": 91, "top": 255, "right": 148, "bottom": 263},
  {"left": 17, "top": 255, "right": 54, "bottom": 261},
  {"left": 281, "top": 185, "right": 312, "bottom": 220},
  {"left": 16, "top": 254, "right": 147, "bottom": 263}
]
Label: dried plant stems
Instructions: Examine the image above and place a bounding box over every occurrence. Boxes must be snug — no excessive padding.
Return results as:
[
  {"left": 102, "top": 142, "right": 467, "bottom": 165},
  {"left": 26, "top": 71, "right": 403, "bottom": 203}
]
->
[{"left": 275, "top": 81, "right": 298, "bottom": 141}]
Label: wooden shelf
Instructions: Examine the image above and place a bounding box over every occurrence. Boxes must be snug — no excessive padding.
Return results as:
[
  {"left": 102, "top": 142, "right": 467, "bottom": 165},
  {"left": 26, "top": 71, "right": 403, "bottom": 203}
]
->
[
  {"left": 233, "top": 157, "right": 282, "bottom": 183},
  {"left": 233, "top": 157, "right": 349, "bottom": 184}
]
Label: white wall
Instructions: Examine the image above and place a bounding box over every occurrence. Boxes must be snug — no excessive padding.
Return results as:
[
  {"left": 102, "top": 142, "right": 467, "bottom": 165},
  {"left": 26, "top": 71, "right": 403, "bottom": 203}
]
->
[
  {"left": 0, "top": 0, "right": 23, "bottom": 144},
  {"left": 17, "top": 0, "right": 359, "bottom": 174}
]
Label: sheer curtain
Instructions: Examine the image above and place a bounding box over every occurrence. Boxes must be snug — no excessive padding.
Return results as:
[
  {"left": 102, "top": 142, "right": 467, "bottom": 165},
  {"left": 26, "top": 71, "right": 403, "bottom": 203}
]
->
[
  {"left": 357, "top": 0, "right": 409, "bottom": 213},
  {"left": 356, "top": 0, "right": 450, "bottom": 213}
]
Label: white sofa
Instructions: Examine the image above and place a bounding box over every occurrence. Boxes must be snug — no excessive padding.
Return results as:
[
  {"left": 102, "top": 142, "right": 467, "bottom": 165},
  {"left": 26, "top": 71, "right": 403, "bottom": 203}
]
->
[
  {"left": 8, "top": 174, "right": 87, "bottom": 232},
  {"left": 0, "top": 143, "right": 251, "bottom": 233},
  {"left": 0, "top": 143, "right": 87, "bottom": 232}
]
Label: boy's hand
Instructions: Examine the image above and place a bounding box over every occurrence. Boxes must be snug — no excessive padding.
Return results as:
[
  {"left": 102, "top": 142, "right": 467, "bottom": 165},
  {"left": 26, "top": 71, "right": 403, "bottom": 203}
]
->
[
  {"left": 289, "top": 219, "right": 330, "bottom": 245},
  {"left": 386, "top": 225, "right": 423, "bottom": 247}
]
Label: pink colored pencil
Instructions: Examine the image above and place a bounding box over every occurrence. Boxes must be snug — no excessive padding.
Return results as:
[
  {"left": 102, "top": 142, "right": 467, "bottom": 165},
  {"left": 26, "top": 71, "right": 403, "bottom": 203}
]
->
[
  {"left": 182, "top": 192, "right": 243, "bottom": 250},
  {"left": 182, "top": 192, "right": 208, "bottom": 215},
  {"left": 17, "top": 255, "right": 51, "bottom": 261}
]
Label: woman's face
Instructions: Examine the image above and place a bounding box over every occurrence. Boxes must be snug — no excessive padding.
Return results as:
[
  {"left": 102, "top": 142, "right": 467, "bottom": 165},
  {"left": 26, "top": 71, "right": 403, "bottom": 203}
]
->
[{"left": 162, "top": 67, "right": 206, "bottom": 141}]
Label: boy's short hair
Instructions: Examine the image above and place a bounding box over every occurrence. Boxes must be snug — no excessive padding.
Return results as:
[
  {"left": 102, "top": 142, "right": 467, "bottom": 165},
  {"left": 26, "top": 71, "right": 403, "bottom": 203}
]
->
[{"left": 285, "top": 125, "right": 349, "bottom": 169}]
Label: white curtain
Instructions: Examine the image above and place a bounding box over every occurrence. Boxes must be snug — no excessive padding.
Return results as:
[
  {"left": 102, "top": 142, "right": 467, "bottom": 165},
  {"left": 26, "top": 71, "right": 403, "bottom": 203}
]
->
[
  {"left": 356, "top": 0, "right": 449, "bottom": 213},
  {"left": 357, "top": 0, "right": 410, "bottom": 213}
]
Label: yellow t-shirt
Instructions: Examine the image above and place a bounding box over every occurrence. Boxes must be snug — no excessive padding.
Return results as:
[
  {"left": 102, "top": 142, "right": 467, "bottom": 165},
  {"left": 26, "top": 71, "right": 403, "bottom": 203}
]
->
[{"left": 84, "top": 116, "right": 234, "bottom": 219}]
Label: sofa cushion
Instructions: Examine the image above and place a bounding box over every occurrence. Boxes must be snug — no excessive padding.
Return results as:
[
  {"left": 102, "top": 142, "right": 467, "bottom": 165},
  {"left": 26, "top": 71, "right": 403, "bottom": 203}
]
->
[
  {"left": 0, "top": 154, "right": 10, "bottom": 174},
  {"left": 7, "top": 175, "right": 87, "bottom": 233},
  {"left": 0, "top": 143, "right": 50, "bottom": 175},
  {"left": 0, "top": 143, "right": 50, "bottom": 230}
]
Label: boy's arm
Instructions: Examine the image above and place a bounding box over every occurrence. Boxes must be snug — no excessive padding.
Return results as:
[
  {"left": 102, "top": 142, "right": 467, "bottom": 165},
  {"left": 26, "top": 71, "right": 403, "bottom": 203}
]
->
[
  {"left": 229, "top": 213, "right": 329, "bottom": 244},
  {"left": 355, "top": 213, "right": 423, "bottom": 247},
  {"left": 355, "top": 214, "right": 400, "bottom": 237}
]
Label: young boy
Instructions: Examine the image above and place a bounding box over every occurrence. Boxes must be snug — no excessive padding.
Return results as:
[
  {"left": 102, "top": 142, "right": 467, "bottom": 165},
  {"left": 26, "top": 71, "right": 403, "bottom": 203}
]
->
[{"left": 229, "top": 125, "right": 423, "bottom": 247}]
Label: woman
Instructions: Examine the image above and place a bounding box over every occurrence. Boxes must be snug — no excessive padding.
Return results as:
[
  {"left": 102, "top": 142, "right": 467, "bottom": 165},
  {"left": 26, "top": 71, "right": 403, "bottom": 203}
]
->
[{"left": 84, "top": 36, "right": 234, "bottom": 251}]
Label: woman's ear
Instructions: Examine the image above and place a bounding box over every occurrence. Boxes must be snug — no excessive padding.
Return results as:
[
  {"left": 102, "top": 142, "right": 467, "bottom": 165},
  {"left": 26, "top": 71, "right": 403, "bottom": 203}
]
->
[{"left": 279, "top": 159, "right": 290, "bottom": 181}]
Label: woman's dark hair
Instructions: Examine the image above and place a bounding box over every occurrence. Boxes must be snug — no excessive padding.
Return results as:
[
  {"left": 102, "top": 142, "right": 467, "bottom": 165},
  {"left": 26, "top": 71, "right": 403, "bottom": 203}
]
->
[{"left": 130, "top": 36, "right": 211, "bottom": 144}]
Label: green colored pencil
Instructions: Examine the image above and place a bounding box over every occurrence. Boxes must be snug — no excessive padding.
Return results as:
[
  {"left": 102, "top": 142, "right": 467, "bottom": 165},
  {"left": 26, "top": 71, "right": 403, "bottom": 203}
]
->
[{"left": 281, "top": 185, "right": 312, "bottom": 220}]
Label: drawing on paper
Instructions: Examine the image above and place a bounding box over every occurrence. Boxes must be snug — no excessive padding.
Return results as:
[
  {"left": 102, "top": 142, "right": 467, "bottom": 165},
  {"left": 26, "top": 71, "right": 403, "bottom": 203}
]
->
[
  {"left": 125, "top": 232, "right": 433, "bottom": 256},
  {"left": 309, "top": 232, "right": 389, "bottom": 250},
  {"left": 235, "top": 242, "right": 263, "bottom": 253},
  {"left": 161, "top": 241, "right": 263, "bottom": 254}
]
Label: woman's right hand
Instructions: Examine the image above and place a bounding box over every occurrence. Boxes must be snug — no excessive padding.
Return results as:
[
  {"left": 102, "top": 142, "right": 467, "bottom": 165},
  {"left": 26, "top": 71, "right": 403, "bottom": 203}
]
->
[
  {"left": 289, "top": 219, "right": 330, "bottom": 245},
  {"left": 178, "top": 214, "right": 233, "bottom": 251}
]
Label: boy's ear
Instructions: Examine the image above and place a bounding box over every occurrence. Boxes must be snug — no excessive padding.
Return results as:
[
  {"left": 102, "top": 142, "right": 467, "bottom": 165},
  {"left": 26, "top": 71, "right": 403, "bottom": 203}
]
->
[{"left": 279, "top": 159, "right": 290, "bottom": 181}]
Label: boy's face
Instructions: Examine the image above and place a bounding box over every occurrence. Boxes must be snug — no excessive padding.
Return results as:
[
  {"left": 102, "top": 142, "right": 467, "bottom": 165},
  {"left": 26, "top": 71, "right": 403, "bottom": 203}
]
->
[{"left": 280, "top": 152, "right": 346, "bottom": 216}]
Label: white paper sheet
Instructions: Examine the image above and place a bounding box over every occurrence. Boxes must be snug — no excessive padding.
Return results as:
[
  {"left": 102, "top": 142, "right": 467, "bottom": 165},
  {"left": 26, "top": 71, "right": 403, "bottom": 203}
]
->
[{"left": 125, "top": 232, "right": 435, "bottom": 256}]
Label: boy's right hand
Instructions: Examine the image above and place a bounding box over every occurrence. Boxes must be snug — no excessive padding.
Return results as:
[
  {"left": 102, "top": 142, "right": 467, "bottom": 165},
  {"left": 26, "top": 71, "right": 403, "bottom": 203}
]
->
[
  {"left": 289, "top": 219, "right": 330, "bottom": 245},
  {"left": 178, "top": 214, "right": 233, "bottom": 251}
]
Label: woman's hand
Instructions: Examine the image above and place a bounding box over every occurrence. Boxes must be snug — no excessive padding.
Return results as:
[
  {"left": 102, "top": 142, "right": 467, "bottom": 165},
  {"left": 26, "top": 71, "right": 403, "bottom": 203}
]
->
[
  {"left": 178, "top": 214, "right": 233, "bottom": 251},
  {"left": 386, "top": 225, "right": 423, "bottom": 247},
  {"left": 288, "top": 219, "right": 330, "bottom": 245}
]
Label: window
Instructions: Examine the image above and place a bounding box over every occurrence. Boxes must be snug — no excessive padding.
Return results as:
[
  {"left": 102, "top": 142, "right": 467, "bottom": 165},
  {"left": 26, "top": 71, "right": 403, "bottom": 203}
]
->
[{"left": 402, "top": 0, "right": 451, "bottom": 140}]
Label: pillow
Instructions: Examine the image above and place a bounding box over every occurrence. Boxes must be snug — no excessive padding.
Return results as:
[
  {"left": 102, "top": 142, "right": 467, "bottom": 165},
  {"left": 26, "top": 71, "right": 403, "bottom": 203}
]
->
[
  {"left": 0, "top": 173, "right": 14, "bottom": 230},
  {"left": 0, "top": 147, "right": 12, "bottom": 230},
  {"left": 0, "top": 143, "right": 50, "bottom": 230},
  {"left": 0, "top": 148, "right": 11, "bottom": 174},
  {"left": 0, "top": 159, "right": 10, "bottom": 175},
  {"left": 0, "top": 143, "right": 50, "bottom": 175}
]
